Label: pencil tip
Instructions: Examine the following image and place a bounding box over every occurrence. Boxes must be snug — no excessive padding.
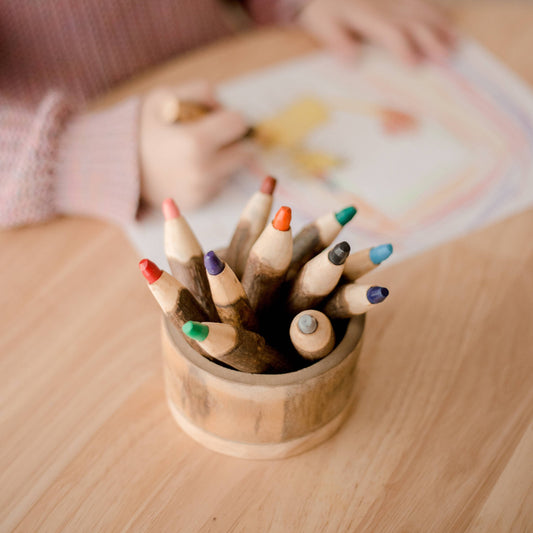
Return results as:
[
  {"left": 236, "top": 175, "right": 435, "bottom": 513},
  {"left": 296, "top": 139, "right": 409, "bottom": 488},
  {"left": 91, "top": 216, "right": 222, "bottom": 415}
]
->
[
  {"left": 139, "top": 258, "right": 162, "bottom": 284},
  {"left": 162, "top": 198, "right": 180, "bottom": 220},
  {"left": 182, "top": 321, "right": 209, "bottom": 341},
  {"left": 204, "top": 251, "right": 225, "bottom": 276},
  {"left": 328, "top": 241, "right": 351, "bottom": 265},
  {"left": 272, "top": 206, "right": 291, "bottom": 231},
  {"left": 367, "top": 286, "right": 389, "bottom": 304},
  {"left": 298, "top": 314, "right": 318, "bottom": 334},
  {"left": 260, "top": 176, "right": 277, "bottom": 195},
  {"left": 369, "top": 244, "right": 393, "bottom": 265},
  {"left": 335, "top": 206, "right": 357, "bottom": 226}
]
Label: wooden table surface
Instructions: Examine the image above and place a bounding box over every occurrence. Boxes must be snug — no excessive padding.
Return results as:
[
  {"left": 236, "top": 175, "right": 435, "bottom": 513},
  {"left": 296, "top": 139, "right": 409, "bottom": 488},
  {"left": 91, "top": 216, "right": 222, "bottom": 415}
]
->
[{"left": 2, "top": 2, "right": 533, "bottom": 532}]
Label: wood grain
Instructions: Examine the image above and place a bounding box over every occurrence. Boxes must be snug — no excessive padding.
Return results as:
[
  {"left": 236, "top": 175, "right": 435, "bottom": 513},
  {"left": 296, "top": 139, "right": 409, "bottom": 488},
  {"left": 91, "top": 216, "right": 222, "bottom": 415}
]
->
[
  {"left": 163, "top": 315, "right": 363, "bottom": 456},
  {"left": 2, "top": 2, "right": 533, "bottom": 531}
]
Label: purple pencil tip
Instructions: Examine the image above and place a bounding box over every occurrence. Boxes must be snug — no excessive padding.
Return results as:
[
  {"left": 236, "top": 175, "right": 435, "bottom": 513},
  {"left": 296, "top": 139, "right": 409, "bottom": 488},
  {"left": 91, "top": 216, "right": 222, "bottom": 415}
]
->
[{"left": 204, "top": 250, "right": 225, "bottom": 276}]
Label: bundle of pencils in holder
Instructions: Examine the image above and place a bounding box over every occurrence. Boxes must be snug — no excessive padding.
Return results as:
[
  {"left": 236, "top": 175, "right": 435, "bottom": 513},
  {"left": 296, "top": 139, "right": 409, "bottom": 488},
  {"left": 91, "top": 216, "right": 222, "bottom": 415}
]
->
[{"left": 139, "top": 176, "right": 393, "bottom": 374}]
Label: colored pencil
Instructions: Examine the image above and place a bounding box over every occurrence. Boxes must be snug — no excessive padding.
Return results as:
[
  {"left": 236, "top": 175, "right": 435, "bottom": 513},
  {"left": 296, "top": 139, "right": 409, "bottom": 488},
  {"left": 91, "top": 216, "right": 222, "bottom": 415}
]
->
[
  {"left": 241, "top": 206, "right": 293, "bottom": 314},
  {"left": 225, "top": 176, "right": 277, "bottom": 279},
  {"left": 287, "top": 241, "right": 350, "bottom": 314},
  {"left": 286, "top": 206, "right": 357, "bottom": 281},
  {"left": 204, "top": 250, "right": 258, "bottom": 331},
  {"left": 162, "top": 198, "right": 218, "bottom": 320},
  {"left": 323, "top": 283, "right": 389, "bottom": 318},
  {"left": 343, "top": 244, "right": 393, "bottom": 281},
  {"left": 182, "top": 321, "right": 292, "bottom": 374},
  {"left": 139, "top": 258, "right": 209, "bottom": 351},
  {"left": 289, "top": 310, "right": 335, "bottom": 361},
  {"left": 161, "top": 96, "right": 256, "bottom": 138},
  {"left": 161, "top": 98, "right": 213, "bottom": 123}
]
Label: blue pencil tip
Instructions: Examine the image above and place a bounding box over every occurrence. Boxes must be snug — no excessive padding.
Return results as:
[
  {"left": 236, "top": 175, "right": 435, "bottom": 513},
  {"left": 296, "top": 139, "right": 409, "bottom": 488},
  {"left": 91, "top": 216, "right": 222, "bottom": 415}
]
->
[
  {"left": 369, "top": 244, "right": 393, "bottom": 265},
  {"left": 367, "top": 286, "right": 389, "bottom": 304},
  {"left": 204, "top": 250, "right": 225, "bottom": 276}
]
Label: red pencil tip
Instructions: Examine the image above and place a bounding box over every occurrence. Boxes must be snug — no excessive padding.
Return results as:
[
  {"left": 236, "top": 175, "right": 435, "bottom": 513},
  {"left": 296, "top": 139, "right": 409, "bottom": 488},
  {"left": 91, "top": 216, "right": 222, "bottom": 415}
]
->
[
  {"left": 139, "top": 259, "right": 162, "bottom": 284},
  {"left": 162, "top": 198, "right": 180, "bottom": 220},
  {"left": 272, "top": 206, "right": 291, "bottom": 231},
  {"left": 260, "top": 176, "right": 277, "bottom": 195}
]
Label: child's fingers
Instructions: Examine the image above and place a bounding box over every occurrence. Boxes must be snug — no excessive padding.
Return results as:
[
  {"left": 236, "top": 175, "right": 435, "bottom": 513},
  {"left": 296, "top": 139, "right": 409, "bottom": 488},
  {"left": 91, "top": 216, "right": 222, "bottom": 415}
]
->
[
  {"left": 403, "top": 0, "right": 457, "bottom": 48},
  {"left": 405, "top": 0, "right": 452, "bottom": 29},
  {"left": 347, "top": 11, "right": 420, "bottom": 65},
  {"left": 408, "top": 23, "right": 452, "bottom": 62},
  {"left": 204, "top": 142, "right": 257, "bottom": 192},
  {"left": 187, "top": 109, "right": 250, "bottom": 152},
  {"left": 300, "top": 10, "right": 360, "bottom": 60},
  {"left": 169, "top": 79, "right": 218, "bottom": 107},
  {"left": 143, "top": 81, "right": 218, "bottom": 124},
  {"left": 428, "top": 21, "right": 457, "bottom": 49}
]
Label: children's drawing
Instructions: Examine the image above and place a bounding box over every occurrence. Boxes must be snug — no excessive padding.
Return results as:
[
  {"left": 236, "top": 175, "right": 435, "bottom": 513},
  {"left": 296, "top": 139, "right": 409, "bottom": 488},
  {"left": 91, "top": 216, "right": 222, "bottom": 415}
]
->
[{"left": 126, "top": 40, "right": 533, "bottom": 268}]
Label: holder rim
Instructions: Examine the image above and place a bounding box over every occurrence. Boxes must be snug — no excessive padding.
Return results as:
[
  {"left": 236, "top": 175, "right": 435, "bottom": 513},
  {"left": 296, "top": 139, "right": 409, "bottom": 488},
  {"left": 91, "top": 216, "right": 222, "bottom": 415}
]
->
[{"left": 164, "top": 314, "right": 365, "bottom": 387}]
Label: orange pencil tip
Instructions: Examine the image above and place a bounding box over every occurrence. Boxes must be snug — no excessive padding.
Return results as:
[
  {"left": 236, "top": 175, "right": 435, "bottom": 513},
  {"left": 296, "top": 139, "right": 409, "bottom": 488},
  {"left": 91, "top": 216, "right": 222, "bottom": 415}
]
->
[
  {"left": 272, "top": 206, "right": 291, "bottom": 231},
  {"left": 260, "top": 176, "right": 277, "bottom": 195},
  {"left": 139, "top": 258, "right": 162, "bottom": 284},
  {"left": 162, "top": 198, "right": 180, "bottom": 220}
]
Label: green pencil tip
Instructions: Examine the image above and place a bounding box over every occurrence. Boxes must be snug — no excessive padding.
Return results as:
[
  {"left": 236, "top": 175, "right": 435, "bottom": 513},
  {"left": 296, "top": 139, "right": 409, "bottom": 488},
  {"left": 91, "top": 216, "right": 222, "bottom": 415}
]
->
[
  {"left": 182, "top": 321, "right": 209, "bottom": 341},
  {"left": 335, "top": 206, "right": 357, "bottom": 226}
]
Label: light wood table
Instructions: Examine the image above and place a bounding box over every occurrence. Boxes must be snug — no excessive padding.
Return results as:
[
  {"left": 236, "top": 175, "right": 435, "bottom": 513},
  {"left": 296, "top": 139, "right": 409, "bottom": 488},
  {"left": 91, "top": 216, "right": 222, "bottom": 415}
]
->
[{"left": 2, "top": 2, "right": 533, "bottom": 531}]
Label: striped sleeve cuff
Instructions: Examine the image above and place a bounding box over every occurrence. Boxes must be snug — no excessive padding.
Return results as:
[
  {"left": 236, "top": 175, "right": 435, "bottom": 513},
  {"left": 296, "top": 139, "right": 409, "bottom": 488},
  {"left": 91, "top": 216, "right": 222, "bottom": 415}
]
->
[{"left": 54, "top": 97, "right": 142, "bottom": 227}]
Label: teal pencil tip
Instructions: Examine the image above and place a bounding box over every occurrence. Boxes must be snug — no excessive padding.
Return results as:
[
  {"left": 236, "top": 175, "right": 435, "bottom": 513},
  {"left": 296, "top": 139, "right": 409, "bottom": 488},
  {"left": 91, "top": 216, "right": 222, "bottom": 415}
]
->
[
  {"left": 182, "top": 321, "right": 209, "bottom": 341},
  {"left": 369, "top": 243, "right": 393, "bottom": 265},
  {"left": 335, "top": 206, "right": 357, "bottom": 226}
]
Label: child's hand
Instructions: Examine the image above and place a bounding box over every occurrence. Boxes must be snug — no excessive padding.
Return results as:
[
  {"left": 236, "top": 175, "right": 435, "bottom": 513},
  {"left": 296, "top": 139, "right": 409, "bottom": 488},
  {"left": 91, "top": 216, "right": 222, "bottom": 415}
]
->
[
  {"left": 297, "top": 0, "right": 455, "bottom": 65},
  {"left": 140, "top": 80, "right": 255, "bottom": 210}
]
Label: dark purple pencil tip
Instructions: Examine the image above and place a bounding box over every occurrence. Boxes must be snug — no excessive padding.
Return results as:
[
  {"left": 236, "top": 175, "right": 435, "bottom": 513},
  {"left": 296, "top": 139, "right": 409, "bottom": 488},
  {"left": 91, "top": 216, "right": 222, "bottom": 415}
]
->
[
  {"left": 204, "top": 250, "right": 225, "bottom": 276},
  {"left": 367, "top": 286, "right": 389, "bottom": 304}
]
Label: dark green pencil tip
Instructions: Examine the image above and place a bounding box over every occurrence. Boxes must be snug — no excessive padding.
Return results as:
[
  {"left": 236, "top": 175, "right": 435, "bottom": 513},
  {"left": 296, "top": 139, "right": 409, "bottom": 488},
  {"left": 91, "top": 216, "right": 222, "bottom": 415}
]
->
[
  {"left": 182, "top": 321, "right": 209, "bottom": 341},
  {"left": 335, "top": 206, "right": 357, "bottom": 226}
]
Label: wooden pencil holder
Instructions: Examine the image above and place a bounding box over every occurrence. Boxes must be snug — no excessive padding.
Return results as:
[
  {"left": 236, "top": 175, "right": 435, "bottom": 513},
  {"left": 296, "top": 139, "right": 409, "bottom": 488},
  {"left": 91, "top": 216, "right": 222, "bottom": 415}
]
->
[{"left": 161, "top": 314, "right": 365, "bottom": 460}]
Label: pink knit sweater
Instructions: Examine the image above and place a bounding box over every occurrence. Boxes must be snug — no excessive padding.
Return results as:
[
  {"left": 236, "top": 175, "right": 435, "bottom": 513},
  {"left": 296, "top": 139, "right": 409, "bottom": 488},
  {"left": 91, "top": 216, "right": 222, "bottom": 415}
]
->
[{"left": 0, "top": 0, "right": 302, "bottom": 228}]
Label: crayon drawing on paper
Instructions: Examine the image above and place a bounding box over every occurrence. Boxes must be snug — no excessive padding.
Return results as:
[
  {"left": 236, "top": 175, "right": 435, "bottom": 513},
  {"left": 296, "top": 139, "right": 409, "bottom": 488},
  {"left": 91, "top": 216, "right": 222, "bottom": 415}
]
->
[{"left": 126, "top": 40, "right": 533, "bottom": 266}]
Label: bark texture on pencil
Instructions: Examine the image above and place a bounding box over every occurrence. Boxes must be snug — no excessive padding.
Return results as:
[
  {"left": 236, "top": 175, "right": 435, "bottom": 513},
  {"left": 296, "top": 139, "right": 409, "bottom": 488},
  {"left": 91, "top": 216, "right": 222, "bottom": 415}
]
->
[
  {"left": 241, "top": 206, "right": 293, "bottom": 314},
  {"left": 287, "top": 206, "right": 356, "bottom": 281},
  {"left": 183, "top": 321, "right": 293, "bottom": 374},
  {"left": 287, "top": 241, "right": 350, "bottom": 314},
  {"left": 225, "top": 176, "right": 276, "bottom": 279},
  {"left": 204, "top": 250, "right": 258, "bottom": 331},
  {"left": 139, "top": 259, "right": 208, "bottom": 353},
  {"left": 163, "top": 198, "right": 218, "bottom": 320}
]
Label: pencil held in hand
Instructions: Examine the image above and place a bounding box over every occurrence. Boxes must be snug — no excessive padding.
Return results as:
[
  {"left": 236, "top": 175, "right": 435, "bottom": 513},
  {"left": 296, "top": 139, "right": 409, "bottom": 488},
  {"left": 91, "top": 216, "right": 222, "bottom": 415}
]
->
[
  {"left": 204, "top": 251, "right": 258, "bottom": 331},
  {"left": 225, "top": 175, "right": 277, "bottom": 279},
  {"left": 241, "top": 206, "right": 293, "bottom": 314},
  {"left": 343, "top": 244, "right": 393, "bottom": 281},
  {"left": 161, "top": 96, "right": 256, "bottom": 139},
  {"left": 289, "top": 310, "right": 335, "bottom": 361},
  {"left": 182, "top": 321, "right": 292, "bottom": 374},
  {"left": 162, "top": 198, "right": 218, "bottom": 320},
  {"left": 161, "top": 98, "right": 213, "bottom": 123},
  {"left": 323, "top": 284, "right": 389, "bottom": 318}
]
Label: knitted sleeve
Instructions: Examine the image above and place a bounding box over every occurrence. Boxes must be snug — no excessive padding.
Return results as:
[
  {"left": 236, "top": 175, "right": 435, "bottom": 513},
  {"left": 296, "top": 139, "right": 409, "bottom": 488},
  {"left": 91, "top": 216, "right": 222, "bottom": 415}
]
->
[{"left": 0, "top": 91, "right": 142, "bottom": 228}]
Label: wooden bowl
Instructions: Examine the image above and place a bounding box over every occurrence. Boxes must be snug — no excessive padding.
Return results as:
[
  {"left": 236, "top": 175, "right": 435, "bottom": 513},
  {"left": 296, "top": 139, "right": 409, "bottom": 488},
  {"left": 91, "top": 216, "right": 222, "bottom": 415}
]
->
[{"left": 161, "top": 315, "right": 365, "bottom": 459}]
